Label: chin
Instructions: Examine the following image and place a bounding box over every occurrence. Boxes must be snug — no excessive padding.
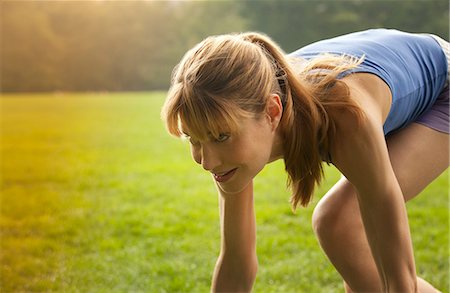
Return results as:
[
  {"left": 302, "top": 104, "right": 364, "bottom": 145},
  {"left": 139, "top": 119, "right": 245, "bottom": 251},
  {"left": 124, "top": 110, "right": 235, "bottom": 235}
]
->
[
  {"left": 215, "top": 166, "right": 264, "bottom": 195},
  {"left": 217, "top": 177, "right": 252, "bottom": 195}
]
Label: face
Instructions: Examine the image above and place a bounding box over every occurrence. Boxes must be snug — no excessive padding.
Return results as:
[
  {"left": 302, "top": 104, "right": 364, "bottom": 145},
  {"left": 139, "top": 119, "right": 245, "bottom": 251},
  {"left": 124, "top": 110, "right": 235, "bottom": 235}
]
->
[{"left": 182, "top": 95, "right": 283, "bottom": 195}]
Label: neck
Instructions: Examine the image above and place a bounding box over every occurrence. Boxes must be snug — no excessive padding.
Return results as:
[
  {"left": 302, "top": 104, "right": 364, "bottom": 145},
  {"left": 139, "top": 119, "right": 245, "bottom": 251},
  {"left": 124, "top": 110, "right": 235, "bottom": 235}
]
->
[{"left": 268, "top": 130, "right": 284, "bottom": 163}]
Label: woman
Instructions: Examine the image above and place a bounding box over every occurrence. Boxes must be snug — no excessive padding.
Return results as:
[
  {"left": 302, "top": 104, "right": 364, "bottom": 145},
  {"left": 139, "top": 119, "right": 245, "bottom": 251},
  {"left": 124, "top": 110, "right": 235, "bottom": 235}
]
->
[{"left": 161, "top": 29, "right": 449, "bottom": 292}]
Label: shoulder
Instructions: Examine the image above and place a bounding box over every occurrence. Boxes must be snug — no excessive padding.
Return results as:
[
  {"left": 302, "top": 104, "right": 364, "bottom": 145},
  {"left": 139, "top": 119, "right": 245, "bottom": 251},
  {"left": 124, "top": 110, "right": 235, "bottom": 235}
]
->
[
  {"left": 332, "top": 72, "right": 390, "bottom": 142},
  {"left": 341, "top": 72, "right": 392, "bottom": 124}
]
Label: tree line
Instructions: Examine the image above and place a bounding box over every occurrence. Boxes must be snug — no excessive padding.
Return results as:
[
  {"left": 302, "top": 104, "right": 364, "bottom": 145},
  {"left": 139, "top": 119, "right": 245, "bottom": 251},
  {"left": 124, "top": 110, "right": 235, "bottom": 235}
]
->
[{"left": 1, "top": 0, "right": 448, "bottom": 93}]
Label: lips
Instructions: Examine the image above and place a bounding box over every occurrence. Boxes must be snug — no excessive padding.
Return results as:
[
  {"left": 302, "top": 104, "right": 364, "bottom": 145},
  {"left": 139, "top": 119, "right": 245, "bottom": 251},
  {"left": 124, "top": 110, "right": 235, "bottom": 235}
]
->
[{"left": 213, "top": 168, "right": 237, "bottom": 183}]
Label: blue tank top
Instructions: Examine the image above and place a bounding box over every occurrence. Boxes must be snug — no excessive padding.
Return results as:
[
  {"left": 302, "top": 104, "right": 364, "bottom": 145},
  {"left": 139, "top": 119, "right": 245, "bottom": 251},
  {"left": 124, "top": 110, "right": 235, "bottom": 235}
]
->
[{"left": 289, "top": 29, "right": 448, "bottom": 135}]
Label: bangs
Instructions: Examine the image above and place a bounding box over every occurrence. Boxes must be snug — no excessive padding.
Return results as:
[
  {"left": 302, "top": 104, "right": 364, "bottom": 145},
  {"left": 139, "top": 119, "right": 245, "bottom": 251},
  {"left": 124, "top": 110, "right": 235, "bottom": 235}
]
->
[
  {"left": 179, "top": 93, "right": 245, "bottom": 141},
  {"left": 165, "top": 87, "right": 247, "bottom": 141}
]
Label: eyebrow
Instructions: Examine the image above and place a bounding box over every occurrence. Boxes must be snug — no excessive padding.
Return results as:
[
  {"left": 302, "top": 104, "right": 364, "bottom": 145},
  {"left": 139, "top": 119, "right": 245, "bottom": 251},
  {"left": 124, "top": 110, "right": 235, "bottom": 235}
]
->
[{"left": 181, "top": 131, "right": 227, "bottom": 140}]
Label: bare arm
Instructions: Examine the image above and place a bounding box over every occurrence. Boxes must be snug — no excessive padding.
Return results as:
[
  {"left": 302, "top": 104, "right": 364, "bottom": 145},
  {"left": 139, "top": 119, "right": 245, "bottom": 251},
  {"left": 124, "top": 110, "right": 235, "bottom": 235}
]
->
[
  {"left": 332, "top": 107, "right": 418, "bottom": 292},
  {"left": 211, "top": 180, "right": 258, "bottom": 293}
]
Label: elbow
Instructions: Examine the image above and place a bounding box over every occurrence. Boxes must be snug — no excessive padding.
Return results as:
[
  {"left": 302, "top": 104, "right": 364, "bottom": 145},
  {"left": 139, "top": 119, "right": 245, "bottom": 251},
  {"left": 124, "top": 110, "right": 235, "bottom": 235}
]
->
[
  {"left": 386, "top": 266, "right": 418, "bottom": 293},
  {"left": 230, "top": 254, "right": 258, "bottom": 291},
  {"left": 246, "top": 257, "right": 258, "bottom": 288},
  {"left": 237, "top": 262, "right": 258, "bottom": 292},
  {"left": 212, "top": 253, "right": 258, "bottom": 293},
  {"left": 245, "top": 252, "right": 259, "bottom": 285}
]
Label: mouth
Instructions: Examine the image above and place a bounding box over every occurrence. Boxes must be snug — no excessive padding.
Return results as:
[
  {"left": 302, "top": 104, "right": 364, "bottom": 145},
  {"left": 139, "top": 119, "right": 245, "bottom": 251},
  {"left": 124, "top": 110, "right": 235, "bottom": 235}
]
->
[{"left": 213, "top": 168, "right": 238, "bottom": 183}]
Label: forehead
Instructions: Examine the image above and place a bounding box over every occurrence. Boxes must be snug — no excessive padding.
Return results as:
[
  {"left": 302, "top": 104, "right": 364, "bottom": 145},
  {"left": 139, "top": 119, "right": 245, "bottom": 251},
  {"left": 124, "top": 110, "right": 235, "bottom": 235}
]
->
[
  {"left": 179, "top": 112, "right": 263, "bottom": 140},
  {"left": 178, "top": 114, "right": 234, "bottom": 139}
]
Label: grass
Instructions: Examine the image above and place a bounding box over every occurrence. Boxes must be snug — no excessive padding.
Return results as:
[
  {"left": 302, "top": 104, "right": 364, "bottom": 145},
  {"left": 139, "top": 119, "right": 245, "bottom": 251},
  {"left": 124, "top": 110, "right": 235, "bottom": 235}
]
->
[{"left": 1, "top": 92, "right": 448, "bottom": 292}]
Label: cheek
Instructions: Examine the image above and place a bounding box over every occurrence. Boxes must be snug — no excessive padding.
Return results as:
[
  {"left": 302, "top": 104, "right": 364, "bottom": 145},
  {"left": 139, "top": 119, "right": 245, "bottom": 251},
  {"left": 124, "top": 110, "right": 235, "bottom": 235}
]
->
[
  {"left": 251, "top": 125, "right": 273, "bottom": 151},
  {"left": 238, "top": 137, "right": 272, "bottom": 166}
]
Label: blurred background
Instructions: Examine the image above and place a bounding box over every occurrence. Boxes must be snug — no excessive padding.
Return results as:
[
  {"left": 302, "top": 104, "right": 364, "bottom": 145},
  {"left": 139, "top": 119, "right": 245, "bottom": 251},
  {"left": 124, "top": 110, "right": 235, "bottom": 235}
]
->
[
  {"left": 2, "top": 0, "right": 449, "bottom": 93},
  {"left": 1, "top": 1, "right": 449, "bottom": 292}
]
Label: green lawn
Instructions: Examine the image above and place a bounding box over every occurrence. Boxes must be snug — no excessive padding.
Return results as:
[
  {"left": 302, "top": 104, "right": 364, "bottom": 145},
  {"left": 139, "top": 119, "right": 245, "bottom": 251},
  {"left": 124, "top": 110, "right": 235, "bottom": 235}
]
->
[{"left": 1, "top": 92, "right": 448, "bottom": 292}]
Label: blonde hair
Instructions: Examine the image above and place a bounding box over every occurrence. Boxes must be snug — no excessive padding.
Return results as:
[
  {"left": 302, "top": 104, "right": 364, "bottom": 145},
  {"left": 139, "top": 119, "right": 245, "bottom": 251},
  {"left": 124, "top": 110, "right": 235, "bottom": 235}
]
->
[{"left": 161, "top": 32, "right": 363, "bottom": 210}]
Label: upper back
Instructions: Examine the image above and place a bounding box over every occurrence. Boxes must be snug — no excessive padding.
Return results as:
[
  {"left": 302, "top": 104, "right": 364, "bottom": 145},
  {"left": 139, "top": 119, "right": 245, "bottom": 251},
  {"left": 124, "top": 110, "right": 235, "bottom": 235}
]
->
[{"left": 290, "top": 29, "right": 448, "bottom": 135}]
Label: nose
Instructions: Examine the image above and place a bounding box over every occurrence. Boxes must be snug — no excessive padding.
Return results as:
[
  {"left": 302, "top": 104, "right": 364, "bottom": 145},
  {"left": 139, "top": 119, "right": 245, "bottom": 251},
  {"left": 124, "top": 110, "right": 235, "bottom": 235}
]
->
[{"left": 191, "top": 144, "right": 221, "bottom": 172}]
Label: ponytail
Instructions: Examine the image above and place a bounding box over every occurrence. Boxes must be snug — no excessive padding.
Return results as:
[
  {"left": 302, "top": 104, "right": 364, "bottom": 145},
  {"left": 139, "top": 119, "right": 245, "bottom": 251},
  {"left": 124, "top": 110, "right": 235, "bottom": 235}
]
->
[{"left": 241, "top": 32, "right": 363, "bottom": 210}]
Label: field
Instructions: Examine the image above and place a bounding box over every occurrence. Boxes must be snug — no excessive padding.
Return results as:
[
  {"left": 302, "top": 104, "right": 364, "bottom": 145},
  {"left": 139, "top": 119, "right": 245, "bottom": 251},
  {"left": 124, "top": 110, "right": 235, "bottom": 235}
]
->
[{"left": 1, "top": 92, "right": 449, "bottom": 292}]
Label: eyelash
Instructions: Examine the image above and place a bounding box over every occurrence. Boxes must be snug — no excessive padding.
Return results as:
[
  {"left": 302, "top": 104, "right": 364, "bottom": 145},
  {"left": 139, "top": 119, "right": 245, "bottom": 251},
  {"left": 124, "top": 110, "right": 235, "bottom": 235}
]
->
[
  {"left": 182, "top": 133, "right": 230, "bottom": 144},
  {"left": 182, "top": 135, "right": 199, "bottom": 145},
  {"left": 189, "top": 137, "right": 200, "bottom": 145},
  {"left": 215, "top": 134, "right": 230, "bottom": 143}
]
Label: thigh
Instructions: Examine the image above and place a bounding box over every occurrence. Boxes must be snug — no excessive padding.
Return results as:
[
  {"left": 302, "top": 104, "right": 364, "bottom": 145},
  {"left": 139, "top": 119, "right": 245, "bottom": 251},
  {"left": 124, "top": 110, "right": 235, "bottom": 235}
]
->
[
  {"left": 320, "top": 121, "right": 449, "bottom": 214},
  {"left": 385, "top": 122, "right": 449, "bottom": 201},
  {"left": 313, "top": 122, "right": 449, "bottom": 291}
]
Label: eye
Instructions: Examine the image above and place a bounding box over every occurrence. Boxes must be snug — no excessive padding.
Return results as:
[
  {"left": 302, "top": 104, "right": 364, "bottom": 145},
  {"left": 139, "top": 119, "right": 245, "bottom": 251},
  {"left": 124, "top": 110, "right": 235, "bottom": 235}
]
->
[
  {"left": 189, "top": 137, "right": 200, "bottom": 145},
  {"left": 215, "top": 133, "right": 230, "bottom": 143},
  {"left": 182, "top": 134, "right": 200, "bottom": 145}
]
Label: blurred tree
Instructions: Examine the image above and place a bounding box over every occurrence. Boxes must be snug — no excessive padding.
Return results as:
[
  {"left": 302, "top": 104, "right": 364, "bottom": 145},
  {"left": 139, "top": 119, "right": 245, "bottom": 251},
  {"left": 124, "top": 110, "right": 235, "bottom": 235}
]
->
[
  {"left": 239, "top": 0, "right": 449, "bottom": 52},
  {"left": 1, "top": 1, "right": 246, "bottom": 92},
  {"left": 0, "top": 0, "right": 448, "bottom": 93},
  {"left": 1, "top": 2, "right": 65, "bottom": 92}
]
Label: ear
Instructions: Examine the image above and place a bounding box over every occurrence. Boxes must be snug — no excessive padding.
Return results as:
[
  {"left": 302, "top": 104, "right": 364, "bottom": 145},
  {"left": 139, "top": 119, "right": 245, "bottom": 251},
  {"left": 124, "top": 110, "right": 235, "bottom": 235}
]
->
[{"left": 266, "top": 94, "right": 283, "bottom": 131}]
